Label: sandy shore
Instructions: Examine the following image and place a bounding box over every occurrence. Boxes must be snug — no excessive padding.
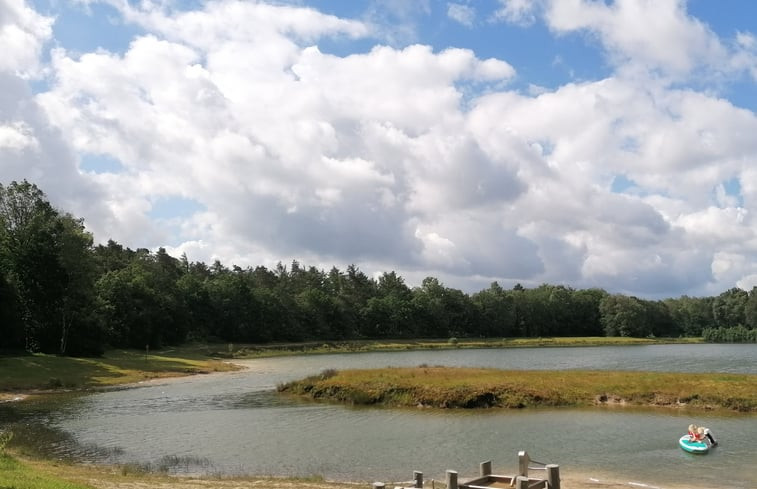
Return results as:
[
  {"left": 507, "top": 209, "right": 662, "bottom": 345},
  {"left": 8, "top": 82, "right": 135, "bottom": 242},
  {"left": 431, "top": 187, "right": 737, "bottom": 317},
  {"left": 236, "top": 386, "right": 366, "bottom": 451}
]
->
[{"left": 58, "top": 471, "right": 721, "bottom": 489}]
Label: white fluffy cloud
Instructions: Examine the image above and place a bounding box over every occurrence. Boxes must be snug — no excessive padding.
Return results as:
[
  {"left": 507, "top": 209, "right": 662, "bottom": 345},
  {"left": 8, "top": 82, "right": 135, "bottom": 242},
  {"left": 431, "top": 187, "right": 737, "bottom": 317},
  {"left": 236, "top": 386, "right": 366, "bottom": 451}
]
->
[
  {"left": 546, "top": 0, "right": 726, "bottom": 75},
  {"left": 3, "top": 0, "right": 757, "bottom": 299},
  {"left": 496, "top": 0, "right": 755, "bottom": 81},
  {"left": 0, "top": 0, "right": 53, "bottom": 76}
]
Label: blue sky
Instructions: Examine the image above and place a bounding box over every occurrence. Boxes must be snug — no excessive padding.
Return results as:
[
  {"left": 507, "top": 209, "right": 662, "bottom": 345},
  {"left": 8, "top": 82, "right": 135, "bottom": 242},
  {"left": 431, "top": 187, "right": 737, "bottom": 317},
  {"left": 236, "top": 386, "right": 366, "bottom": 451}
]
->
[{"left": 2, "top": 0, "right": 757, "bottom": 298}]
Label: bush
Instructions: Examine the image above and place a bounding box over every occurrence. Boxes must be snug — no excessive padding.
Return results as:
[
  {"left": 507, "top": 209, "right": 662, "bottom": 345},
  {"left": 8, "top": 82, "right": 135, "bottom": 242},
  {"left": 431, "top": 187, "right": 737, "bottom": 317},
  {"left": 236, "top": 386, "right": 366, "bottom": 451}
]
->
[{"left": 319, "top": 368, "right": 338, "bottom": 380}]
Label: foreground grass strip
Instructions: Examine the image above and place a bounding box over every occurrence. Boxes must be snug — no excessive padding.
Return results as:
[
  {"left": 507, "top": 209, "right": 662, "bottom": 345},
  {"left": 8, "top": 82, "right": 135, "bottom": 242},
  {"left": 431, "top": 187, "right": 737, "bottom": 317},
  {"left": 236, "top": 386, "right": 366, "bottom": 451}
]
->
[
  {"left": 278, "top": 367, "right": 757, "bottom": 412},
  {"left": 0, "top": 347, "right": 238, "bottom": 393},
  {"left": 1, "top": 452, "right": 364, "bottom": 489},
  {"left": 0, "top": 453, "right": 96, "bottom": 489}
]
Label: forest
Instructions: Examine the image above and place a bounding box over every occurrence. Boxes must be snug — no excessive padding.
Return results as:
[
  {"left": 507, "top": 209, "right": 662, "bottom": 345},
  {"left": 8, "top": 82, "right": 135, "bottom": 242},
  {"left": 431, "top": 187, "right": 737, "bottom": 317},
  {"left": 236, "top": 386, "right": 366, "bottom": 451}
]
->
[{"left": 1, "top": 180, "right": 756, "bottom": 356}]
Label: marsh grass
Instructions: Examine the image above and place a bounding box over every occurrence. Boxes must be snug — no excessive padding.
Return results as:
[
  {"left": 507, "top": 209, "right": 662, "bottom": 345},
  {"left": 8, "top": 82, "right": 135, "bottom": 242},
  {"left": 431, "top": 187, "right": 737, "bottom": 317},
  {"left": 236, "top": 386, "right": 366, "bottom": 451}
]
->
[{"left": 278, "top": 367, "right": 757, "bottom": 412}]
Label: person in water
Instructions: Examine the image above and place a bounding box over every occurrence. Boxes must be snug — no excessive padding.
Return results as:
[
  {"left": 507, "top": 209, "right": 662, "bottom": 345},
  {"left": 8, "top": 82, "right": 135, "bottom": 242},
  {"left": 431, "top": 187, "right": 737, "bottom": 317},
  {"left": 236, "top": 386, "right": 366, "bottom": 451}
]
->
[
  {"left": 688, "top": 424, "right": 699, "bottom": 441},
  {"left": 698, "top": 426, "right": 718, "bottom": 446},
  {"left": 689, "top": 424, "right": 718, "bottom": 446}
]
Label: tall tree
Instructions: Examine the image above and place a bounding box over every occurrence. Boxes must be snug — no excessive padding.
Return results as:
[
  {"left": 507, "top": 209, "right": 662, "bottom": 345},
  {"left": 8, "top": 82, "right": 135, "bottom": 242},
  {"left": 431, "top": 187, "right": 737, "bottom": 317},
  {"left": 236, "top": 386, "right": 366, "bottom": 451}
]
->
[
  {"left": 0, "top": 181, "right": 98, "bottom": 354},
  {"left": 599, "top": 294, "right": 648, "bottom": 337},
  {"left": 471, "top": 282, "right": 517, "bottom": 337},
  {"left": 712, "top": 288, "right": 747, "bottom": 328}
]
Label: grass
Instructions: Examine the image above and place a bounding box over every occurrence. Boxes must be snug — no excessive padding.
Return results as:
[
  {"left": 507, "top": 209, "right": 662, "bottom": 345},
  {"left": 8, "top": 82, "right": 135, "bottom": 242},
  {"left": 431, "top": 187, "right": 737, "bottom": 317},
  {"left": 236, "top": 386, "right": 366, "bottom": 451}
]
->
[
  {"left": 0, "top": 345, "right": 238, "bottom": 394},
  {"left": 0, "top": 452, "right": 360, "bottom": 489},
  {"left": 0, "top": 453, "right": 96, "bottom": 489},
  {"left": 278, "top": 366, "right": 757, "bottom": 412},
  {"left": 222, "top": 336, "right": 702, "bottom": 358},
  {"left": 0, "top": 337, "right": 704, "bottom": 395}
]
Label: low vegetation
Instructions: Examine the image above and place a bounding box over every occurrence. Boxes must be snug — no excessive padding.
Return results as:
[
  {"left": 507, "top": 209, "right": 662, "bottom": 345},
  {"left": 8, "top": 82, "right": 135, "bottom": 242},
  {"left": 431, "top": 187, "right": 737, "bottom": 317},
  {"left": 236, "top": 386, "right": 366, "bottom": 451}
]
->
[
  {"left": 0, "top": 453, "right": 94, "bottom": 489},
  {"left": 0, "top": 452, "right": 362, "bottom": 489},
  {"left": 220, "top": 336, "right": 701, "bottom": 358},
  {"left": 278, "top": 366, "right": 757, "bottom": 412},
  {"left": 0, "top": 346, "right": 237, "bottom": 395},
  {"left": 0, "top": 338, "right": 701, "bottom": 397}
]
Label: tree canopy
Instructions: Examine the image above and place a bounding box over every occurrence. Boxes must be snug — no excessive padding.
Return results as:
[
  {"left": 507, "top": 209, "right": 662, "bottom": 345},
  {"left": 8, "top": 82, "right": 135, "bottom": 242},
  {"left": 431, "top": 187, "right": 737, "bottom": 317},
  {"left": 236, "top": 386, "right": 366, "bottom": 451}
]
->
[{"left": 1, "top": 180, "right": 755, "bottom": 355}]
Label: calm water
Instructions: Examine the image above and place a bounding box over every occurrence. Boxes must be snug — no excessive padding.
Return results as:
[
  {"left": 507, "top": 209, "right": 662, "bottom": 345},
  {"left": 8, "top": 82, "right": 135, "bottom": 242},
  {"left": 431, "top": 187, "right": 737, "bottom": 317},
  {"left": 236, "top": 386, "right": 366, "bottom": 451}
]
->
[{"left": 49, "top": 344, "right": 757, "bottom": 488}]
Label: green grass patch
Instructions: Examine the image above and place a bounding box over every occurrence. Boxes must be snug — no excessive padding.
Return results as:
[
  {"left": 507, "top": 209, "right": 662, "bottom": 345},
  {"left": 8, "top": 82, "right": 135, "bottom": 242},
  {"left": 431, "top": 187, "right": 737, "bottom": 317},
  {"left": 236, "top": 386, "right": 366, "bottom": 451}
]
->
[
  {"left": 0, "top": 453, "right": 96, "bottom": 489},
  {"left": 278, "top": 366, "right": 757, "bottom": 412},
  {"left": 0, "top": 451, "right": 357, "bottom": 489},
  {"left": 0, "top": 346, "right": 238, "bottom": 393}
]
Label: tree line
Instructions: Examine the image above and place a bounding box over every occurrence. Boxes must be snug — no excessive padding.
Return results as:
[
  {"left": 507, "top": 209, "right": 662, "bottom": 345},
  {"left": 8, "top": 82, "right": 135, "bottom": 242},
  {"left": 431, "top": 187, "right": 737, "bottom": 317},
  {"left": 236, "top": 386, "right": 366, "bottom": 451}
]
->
[{"left": 1, "top": 180, "right": 756, "bottom": 356}]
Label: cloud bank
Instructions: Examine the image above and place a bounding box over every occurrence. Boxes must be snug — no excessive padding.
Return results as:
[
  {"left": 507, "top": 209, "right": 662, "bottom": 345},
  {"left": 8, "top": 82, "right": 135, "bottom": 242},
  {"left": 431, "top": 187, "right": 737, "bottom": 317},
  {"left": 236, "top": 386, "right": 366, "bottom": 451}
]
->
[{"left": 2, "top": 0, "right": 757, "bottom": 299}]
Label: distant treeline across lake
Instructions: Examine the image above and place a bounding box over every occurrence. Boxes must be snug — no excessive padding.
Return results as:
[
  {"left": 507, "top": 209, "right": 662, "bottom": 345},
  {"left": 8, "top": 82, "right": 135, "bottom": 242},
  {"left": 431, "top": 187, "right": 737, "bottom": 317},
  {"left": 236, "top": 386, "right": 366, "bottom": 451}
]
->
[{"left": 2, "top": 180, "right": 756, "bottom": 356}]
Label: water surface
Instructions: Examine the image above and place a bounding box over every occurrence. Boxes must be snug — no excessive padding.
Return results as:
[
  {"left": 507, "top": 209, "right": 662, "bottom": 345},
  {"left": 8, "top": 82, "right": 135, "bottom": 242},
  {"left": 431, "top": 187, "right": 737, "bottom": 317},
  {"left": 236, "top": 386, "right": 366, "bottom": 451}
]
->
[{"left": 49, "top": 344, "right": 757, "bottom": 488}]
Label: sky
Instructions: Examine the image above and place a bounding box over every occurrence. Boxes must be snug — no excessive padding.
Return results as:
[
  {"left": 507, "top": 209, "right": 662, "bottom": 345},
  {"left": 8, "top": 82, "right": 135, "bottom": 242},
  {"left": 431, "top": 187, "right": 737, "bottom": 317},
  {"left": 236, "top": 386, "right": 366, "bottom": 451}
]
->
[{"left": 1, "top": 0, "right": 757, "bottom": 299}]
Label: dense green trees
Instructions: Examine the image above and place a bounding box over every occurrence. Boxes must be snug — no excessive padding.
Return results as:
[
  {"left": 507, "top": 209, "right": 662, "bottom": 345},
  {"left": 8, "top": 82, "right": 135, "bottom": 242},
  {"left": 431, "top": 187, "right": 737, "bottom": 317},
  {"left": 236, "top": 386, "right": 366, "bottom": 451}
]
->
[
  {"left": 0, "top": 181, "right": 100, "bottom": 354},
  {"left": 2, "top": 180, "right": 757, "bottom": 354}
]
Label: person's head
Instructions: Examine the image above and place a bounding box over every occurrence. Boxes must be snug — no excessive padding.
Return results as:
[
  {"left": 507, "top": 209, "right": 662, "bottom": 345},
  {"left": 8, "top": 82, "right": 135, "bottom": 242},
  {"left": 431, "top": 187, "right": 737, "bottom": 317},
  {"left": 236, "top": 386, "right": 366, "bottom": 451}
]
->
[
  {"left": 697, "top": 427, "right": 705, "bottom": 435},
  {"left": 688, "top": 424, "right": 697, "bottom": 432}
]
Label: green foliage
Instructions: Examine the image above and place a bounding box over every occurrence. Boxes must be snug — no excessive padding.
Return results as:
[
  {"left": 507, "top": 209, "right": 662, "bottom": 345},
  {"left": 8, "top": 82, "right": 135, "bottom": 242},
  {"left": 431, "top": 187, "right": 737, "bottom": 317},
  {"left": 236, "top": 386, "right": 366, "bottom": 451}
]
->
[
  {"left": 5, "top": 179, "right": 757, "bottom": 356},
  {"left": 0, "top": 180, "right": 101, "bottom": 355},
  {"left": 712, "top": 287, "right": 748, "bottom": 328},
  {"left": 0, "top": 349, "right": 236, "bottom": 391},
  {"left": 702, "top": 326, "right": 757, "bottom": 343},
  {"left": 0, "top": 453, "right": 94, "bottom": 489}
]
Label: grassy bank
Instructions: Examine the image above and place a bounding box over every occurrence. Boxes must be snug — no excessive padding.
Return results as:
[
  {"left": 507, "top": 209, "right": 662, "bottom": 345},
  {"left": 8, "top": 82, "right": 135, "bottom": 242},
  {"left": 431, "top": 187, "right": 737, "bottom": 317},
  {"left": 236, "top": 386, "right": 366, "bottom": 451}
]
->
[
  {"left": 0, "top": 452, "right": 365, "bottom": 489},
  {"left": 222, "top": 336, "right": 702, "bottom": 358},
  {"left": 0, "top": 346, "right": 238, "bottom": 396},
  {"left": 278, "top": 366, "right": 757, "bottom": 412},
  {"left": 0, "top": 337, "right": 704, "bottom": 396},
  {"left": 0, "top": 453, "right": 94, "bottom": 489}
]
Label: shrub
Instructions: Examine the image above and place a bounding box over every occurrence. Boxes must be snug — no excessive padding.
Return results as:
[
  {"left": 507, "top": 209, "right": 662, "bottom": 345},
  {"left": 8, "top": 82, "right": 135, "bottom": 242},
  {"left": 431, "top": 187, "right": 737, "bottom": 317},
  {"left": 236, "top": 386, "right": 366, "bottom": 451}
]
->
[{"left": 319, "top": 368, "right": 338, "bottom": 380}]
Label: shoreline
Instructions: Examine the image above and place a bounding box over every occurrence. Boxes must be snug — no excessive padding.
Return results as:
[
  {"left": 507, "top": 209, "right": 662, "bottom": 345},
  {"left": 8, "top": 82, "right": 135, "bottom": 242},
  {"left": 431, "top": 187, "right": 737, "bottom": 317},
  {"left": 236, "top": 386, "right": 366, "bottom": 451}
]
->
[
  {"left": 0, "top": 359, "right": 248, "bottom": 404},
  {"left": 1, "top": 452, "right": 728, "bottom": 489}
]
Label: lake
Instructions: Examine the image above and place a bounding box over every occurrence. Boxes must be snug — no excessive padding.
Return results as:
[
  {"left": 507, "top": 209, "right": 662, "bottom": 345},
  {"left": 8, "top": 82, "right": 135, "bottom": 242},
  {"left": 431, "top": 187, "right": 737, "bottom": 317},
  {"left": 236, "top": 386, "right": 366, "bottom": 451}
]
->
[{"left": 45, "top": 344, "right": 757, "bottom": 488}]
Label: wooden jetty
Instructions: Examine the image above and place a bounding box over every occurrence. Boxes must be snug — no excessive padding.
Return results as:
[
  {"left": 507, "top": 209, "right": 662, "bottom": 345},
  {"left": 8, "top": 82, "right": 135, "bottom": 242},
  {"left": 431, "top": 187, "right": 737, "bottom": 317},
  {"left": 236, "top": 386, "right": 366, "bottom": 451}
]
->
[{"left": 374, "top": 451, "right": 560, "bottom": 489}]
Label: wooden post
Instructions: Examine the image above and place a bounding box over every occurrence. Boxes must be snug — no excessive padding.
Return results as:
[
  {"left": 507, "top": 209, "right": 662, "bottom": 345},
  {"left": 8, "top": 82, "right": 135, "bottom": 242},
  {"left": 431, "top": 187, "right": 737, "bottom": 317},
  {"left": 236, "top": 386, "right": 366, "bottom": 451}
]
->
[
  {"left": 373, "top": 483, "right": 385, "bottom": 489},
  {"left": 518, "top": 451, "right": 529, "bottom": 477},
  {"left": 546, "top": 465, "right": 560, "bottom": 489},
  {"left": 480, "top": 460, "right": 492, "bottom": 477},
  {"left": 446, "top": 470, "right": 458, "bottom": 489},
  {"left": 414, "top": 471, "right": 423, "bottom": 488},
  {"left": 514, "top": 476, "right": 528, "bottom": 489}
]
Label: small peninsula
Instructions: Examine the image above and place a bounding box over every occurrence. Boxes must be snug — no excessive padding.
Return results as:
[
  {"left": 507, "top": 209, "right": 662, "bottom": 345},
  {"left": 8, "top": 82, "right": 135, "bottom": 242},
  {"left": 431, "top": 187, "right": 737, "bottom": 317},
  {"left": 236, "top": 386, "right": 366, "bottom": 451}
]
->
[{"left": 278, "top": 367, "right": 757, "bottom": 412}]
